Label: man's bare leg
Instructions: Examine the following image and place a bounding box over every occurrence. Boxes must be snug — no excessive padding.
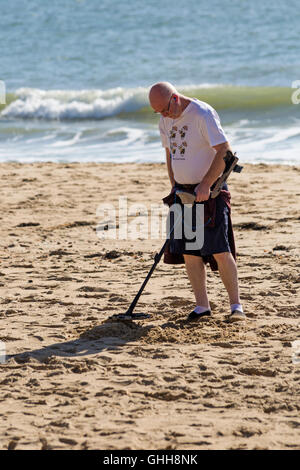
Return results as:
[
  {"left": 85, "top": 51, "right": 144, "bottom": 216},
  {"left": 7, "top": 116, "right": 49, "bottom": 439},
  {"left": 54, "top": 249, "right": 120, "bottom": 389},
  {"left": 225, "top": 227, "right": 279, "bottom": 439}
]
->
[
  {"left": 212, "top": 251, "right": 241, "bottom": 305},
  {"left": 183, "top": 254, "right": 210, "bottom": 308}
]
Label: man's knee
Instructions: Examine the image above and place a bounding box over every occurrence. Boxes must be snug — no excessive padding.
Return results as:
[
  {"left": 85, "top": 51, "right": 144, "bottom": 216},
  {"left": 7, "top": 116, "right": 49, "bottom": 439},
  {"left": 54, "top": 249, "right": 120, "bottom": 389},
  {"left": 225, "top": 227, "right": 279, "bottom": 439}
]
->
[
  {"left": 184, "top": 254, "right": 205, "bottom": 266},
  {"left": 213, "top": 251, "right": 233, "bottom": 263}
]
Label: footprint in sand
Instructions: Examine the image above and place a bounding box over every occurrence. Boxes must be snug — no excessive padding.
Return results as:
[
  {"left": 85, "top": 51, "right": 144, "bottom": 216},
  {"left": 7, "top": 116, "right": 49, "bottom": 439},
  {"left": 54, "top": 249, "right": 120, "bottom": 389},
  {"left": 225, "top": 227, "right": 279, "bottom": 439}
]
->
[{"left": 77, "top": 286, "right": 109, "bottom": 293}]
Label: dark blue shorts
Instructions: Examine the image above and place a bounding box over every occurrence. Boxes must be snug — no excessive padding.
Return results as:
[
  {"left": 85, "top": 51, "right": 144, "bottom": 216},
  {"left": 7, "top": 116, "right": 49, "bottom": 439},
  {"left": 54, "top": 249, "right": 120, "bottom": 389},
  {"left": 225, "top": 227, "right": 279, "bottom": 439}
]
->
[{"left": 170, "top": 182, "right": 231, "bottom": 258}]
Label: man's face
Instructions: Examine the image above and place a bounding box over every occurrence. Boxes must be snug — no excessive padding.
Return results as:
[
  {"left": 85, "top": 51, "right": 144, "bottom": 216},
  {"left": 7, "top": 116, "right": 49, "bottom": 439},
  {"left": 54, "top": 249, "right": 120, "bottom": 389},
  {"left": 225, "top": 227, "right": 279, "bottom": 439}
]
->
[{"left": 152, "top": 94, "right": 181, "bottom": 119}]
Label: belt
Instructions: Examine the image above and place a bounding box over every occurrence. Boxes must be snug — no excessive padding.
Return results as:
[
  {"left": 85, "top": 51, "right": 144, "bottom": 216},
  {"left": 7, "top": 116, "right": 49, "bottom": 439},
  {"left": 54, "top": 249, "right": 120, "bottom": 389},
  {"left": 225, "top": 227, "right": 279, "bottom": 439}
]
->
[
  {"left": 175, "top": 181, "right": 220, "bottom": 191},
  {"left": 175, "top": 182, "right": 197, "bottom": 190}
]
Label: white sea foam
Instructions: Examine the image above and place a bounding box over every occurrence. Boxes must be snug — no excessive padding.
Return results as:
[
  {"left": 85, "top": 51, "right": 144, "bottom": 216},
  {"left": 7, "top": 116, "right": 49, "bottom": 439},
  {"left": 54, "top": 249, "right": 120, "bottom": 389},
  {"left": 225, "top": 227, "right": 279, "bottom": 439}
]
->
[{"left": 1, "top": 87, "right": 149, "bottom": 120}]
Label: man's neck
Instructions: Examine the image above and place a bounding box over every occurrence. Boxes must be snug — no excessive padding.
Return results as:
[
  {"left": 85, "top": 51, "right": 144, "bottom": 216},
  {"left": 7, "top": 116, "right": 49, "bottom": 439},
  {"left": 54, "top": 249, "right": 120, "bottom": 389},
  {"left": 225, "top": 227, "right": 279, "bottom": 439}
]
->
[{"left": 180, "top": 96, "right": 191, "bottom": 113}]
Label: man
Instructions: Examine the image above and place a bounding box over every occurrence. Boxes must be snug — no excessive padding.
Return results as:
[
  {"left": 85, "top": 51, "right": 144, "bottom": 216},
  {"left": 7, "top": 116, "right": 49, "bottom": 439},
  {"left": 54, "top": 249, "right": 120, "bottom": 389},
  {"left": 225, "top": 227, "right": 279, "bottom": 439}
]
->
[{"left": 149, "top": 81, "right": 245, "bottom": 322}]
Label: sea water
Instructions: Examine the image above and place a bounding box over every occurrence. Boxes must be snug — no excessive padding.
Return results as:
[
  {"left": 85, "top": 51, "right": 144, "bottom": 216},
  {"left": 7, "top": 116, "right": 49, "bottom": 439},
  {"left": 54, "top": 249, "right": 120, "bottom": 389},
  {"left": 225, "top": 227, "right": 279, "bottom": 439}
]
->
[{"left": 0, "top": 0, "right": 299, "bottom": 164}]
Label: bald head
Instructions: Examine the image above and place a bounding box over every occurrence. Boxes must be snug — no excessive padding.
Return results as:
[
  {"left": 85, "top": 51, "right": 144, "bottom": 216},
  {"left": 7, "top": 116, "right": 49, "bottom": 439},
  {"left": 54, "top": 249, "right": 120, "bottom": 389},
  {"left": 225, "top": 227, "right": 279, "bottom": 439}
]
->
[
  {"left": 149, "top": 82, "right": 190, "bottom": 118},
  {"left": 149, "top": 82, "right": 176, "bottom": 103},
  {"left": 149, "top": 82, "right": 177, "bottom": 111}
]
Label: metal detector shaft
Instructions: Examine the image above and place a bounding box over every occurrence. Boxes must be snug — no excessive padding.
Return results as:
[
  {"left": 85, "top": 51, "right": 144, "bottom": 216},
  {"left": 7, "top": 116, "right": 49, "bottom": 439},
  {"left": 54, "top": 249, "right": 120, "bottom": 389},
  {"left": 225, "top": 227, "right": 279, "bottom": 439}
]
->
[
  {"left": 124, "top": 198, "right": 186, "bottom": 316},
  {"left": 125, "top": 238, "right": 169, "bottom": 316}
]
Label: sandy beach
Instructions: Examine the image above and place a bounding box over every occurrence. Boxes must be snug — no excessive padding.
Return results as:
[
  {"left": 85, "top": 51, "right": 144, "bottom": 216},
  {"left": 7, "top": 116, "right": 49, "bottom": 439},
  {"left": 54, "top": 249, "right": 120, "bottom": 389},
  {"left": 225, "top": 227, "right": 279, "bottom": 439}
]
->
[{"left": 0, "top": 161, "right": 299, "bottom": 450}]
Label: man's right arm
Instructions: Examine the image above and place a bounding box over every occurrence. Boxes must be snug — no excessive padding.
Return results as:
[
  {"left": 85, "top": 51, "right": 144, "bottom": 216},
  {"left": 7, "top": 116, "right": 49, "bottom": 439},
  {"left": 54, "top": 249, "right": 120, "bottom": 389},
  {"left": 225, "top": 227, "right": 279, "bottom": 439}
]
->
[{"left": 165, "top": 148, "right": 175, "bottom": 189}]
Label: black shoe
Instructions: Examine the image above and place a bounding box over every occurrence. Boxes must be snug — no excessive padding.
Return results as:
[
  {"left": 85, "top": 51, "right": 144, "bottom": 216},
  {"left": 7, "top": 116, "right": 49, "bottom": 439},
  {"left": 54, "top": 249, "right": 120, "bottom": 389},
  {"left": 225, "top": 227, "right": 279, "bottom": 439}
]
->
[{"left": 187, "top": 310, "right": 211, "bottom": 322}]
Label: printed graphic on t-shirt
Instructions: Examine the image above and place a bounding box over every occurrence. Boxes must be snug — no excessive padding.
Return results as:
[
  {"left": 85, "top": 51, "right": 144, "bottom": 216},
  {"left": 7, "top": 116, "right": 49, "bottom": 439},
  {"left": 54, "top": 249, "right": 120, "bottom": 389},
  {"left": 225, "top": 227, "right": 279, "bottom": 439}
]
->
[
  {"left": 178, "top": 141, "right": 187, "bottom": 154},
  {"left": 179, "top": 125, "right": 188, "bottom": 139},
  {"left": 170, "top": 125, "right": 189, "bottom": 160},
  {"left": 170, "top": 126, "right": 177, "bottom": 139}
]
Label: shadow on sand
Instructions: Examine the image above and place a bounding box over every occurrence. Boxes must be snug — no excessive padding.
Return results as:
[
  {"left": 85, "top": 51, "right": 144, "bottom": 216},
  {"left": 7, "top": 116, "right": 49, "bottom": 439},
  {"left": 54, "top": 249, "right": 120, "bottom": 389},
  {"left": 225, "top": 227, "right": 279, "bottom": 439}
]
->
[{"left": 6, "top": 319, "right": 156, "bottom": 363}]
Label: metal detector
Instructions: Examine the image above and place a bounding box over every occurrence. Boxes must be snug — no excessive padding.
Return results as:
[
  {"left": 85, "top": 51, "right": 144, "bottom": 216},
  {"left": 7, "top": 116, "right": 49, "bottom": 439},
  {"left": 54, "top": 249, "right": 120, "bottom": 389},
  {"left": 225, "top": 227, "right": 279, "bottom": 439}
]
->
[{"left": 107, "top": 190, "right": 194, "bottom": 321}]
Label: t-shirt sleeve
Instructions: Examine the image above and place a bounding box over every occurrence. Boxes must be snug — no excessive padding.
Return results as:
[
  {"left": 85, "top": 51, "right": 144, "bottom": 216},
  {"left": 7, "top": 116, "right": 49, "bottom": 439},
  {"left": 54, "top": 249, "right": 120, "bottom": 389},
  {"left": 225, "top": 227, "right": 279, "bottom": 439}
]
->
[
  {"left": 159, "top": 117, "right": 169, "bottom": 149},
  {"left": 199, "top": 107, "right": 228, "bottom": 147}
]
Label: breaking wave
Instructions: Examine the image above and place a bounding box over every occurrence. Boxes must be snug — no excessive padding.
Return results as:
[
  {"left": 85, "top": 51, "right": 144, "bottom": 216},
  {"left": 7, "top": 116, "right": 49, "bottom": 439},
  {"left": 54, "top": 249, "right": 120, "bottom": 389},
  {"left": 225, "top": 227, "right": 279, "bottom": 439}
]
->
[{"left": 0, "top": 85, "right": 295, "bottom": 121}]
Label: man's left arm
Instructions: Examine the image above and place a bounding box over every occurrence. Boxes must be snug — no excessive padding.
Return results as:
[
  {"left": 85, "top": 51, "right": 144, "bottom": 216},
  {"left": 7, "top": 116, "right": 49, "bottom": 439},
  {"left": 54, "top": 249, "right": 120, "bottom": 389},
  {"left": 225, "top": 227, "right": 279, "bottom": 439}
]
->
[{"left": 195, "top": 141, "right": 232, "bottom": 202}]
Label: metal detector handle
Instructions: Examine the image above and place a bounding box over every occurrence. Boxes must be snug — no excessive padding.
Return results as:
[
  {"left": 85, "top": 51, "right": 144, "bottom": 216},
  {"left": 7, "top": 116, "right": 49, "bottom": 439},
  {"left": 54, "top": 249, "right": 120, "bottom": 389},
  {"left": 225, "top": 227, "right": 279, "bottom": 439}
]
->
[
  {"left": 210, "top": 151, "right": 243, "bottom": 199},
  {"left": 175, "top": 190, "right": 196, "bottom": 205}
]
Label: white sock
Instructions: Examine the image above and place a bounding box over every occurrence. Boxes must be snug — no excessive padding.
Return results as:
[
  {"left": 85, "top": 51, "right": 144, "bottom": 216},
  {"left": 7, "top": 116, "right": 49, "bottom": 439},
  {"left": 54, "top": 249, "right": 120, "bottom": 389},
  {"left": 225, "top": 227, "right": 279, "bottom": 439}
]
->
[
  {"left": 194, "top": 305, "right": 210, "bottom": 314},
  {"left": 231, "top": 303, "right": 243, "bottom": 313}
]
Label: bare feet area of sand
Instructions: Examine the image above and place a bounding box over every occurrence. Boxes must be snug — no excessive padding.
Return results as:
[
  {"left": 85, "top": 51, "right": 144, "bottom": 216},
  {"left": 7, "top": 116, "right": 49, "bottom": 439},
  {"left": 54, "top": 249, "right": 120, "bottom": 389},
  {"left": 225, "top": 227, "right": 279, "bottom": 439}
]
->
[{"left": 0, "top": 162, "right": 299, "bottom": 450}]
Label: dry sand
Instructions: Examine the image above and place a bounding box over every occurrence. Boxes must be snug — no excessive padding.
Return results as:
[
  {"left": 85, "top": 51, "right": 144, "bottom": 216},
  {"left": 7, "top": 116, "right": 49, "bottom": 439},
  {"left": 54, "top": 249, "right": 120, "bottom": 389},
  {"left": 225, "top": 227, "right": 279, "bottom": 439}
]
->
[{"left": 0, "top": 161, "right": 299, "bottom": 450}]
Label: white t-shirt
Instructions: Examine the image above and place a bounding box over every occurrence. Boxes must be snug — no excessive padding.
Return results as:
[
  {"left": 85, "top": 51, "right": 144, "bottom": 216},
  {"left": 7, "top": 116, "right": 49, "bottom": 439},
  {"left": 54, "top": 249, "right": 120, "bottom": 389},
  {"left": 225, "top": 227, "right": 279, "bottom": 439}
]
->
[{"left": 159, "top": 98, "right": 228, "bottom": 184}]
